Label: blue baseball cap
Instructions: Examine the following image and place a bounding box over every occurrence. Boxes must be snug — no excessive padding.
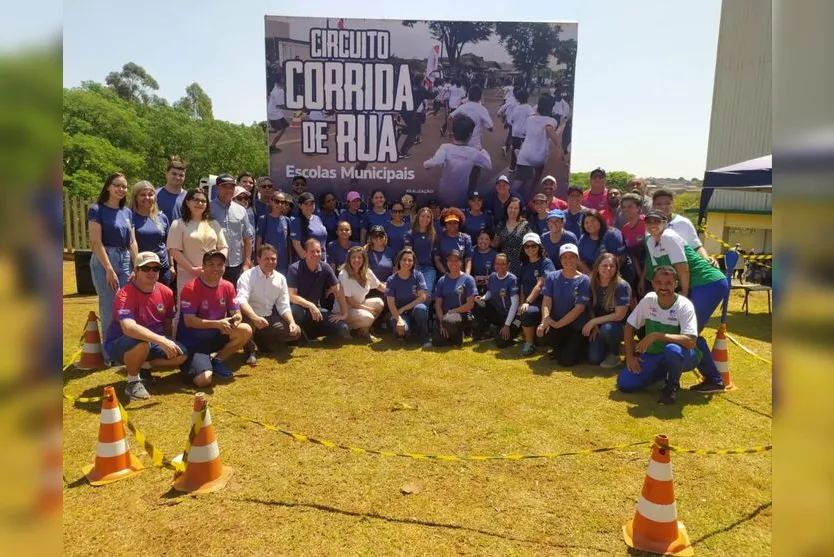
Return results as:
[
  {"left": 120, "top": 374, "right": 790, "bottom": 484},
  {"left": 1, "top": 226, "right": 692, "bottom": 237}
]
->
[{"left": 546, "top": 209, "right": 565, "bottom": 220}]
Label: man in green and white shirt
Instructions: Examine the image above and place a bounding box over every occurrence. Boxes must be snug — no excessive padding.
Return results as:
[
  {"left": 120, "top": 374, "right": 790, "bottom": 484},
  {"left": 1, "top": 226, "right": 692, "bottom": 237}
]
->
[{"left": 618, "top": 265, "right": 701, "bottom": 404}]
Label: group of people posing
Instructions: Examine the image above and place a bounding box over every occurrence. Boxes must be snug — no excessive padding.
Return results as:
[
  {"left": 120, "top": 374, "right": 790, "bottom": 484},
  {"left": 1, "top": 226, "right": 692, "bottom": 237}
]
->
[{"left": 87, "top": 162, "right": 730, "bottom": 405}]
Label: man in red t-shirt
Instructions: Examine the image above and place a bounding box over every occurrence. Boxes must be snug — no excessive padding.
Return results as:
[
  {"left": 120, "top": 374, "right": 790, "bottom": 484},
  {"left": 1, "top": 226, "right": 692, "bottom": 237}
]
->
[
  {"left": 618, "top": 193, "right": 647, "bottom": 290},
  {"left": 177, "top": 250, "right": 253, "bottom": 387},
  {"left": 104, "top": 252, "right": 188, "bottom": 401},
  {"left": 600, "top": 188, "right": 625, "bottom": 228},
  {"left": 582, "top": 167, "right": 608, "bottom": 211},
  {"left": 539, "top": 175, "right": 568, "bottom": 211}
]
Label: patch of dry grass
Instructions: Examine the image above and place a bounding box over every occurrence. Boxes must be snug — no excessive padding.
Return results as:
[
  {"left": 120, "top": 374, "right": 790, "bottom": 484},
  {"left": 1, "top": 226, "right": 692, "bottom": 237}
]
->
[{"left": 63, "top": 262, "right": 771, "bottom": 556}]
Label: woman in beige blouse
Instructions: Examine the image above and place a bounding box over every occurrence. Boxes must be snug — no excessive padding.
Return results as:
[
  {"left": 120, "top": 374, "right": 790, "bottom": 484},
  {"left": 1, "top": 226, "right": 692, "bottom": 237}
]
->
[{"left": 167, "top": 188, "right": 228, "bottom": 296}]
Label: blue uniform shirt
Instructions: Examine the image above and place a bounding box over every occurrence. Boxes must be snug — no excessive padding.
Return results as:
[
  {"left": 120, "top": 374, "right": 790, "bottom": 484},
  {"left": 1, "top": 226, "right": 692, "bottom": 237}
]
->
[
  {"left": 577, "top": 229, "right": 627, "bottom": 269},
  {"left": 87, "top": 204, "right": 132, "bottom": 248},
  {"left": 384, "top": 221, "right": 410, "bottom": 253},
  {"left": 436, "top": 233, "right": 473, "bottom": 264},
  {"left": 592, "top": 282, "right": 632, "bottom": 319},
  {"left": 563, "top": 208, "right": 586, "bottom": 239},
  {"left": 289, "top": 214, "right": 329, "bottom": 262},
  {"left": 133, "top": 212, "right": 169, "bottom": 267},
  {"left": 462, "top": 211, "right": 493, "bottom": 238},
  {"left": 368, "top": 247, "right": 397, "bottom": 282},
  {"left": 486, "top": 272, "right": 519, "bottom": 316},
  {"left": 434, "top": 273, "right": 477, "bottom": 313},
  {"left": 471, "top": 248, "right": 498, "bottom": 278},
  {"left": 542, "top": 271, "right": 591, "bottom": 329},
  {"left": 257, "top": 214, "right": 291, "bottom": 274},
  {"left": 326, "top": 240, "right": 359, "bottom": 269},
  {"left": 541, "top": 230, "right": 579, "bottom": 269},
  {"left": 403, "top": 231, "right": 435, "bottom": 267},
  {"left": 155, "top": 188, "right": 186, "bottom": 224},
  {"left": 518, "top": 257, "right": 556, "bottom": 302},
  {"left": 339, "top": 210, "right": 366, "bottom": 242},
  {"left": 385, "top": 270, "right": 428, "bottom": 308}
]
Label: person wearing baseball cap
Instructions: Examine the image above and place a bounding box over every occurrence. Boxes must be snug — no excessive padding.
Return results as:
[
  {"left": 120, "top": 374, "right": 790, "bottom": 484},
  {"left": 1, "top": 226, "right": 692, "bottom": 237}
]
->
[
  {"left": 472, "top": 252, "right": 520, "bottom": 347},
  {"left": 486, "top": 174, "right": 524, "bottom": 225},
  {"left": 366, "top": 225, "right": 397, "bottom": 282},
  {"left": 290, "top": 191, "right": 329, "bottom": 263},
  {"left": 462, "top": 191, "right": 493, "bottom": 238},
  {"left": 433, "top": 249, "right": 477, "bottom": 347},
  {"left": 340, "top": 191, "right": 366, "bottom": 243},
  {"left": 538, "top": 175, "right": 568, "bottom": 211},
  {"left": 434, "top": 207, "right": 473, "bottom": 276},
  {"left": 517, "top": 232, "right": 556, "bottom": 357},
  {"left": 103, "top": 252, "right": 188, "bottom": 401},
  {"left": 528, "top": 193, "right": 552, "bottom": 234},
  {"left": 564, "top": 184, "right": 588, "bottom": 239},
  {"left": 211, "top": 173, "right": 254, "bottom": 285},
  {"left": 532, "top": 242, "right": 591, "bottom": 366},
  {"left": 176, "top": 250, "right": 253, "bottom": 387},
  {"left": 541, "top": 209, "right": 578, "bottom": 269},
  {"left": 642, "top": 208, "right": 729, "bottom": 394},
  {"left": 583, "top": 168, "right": 608, "bottom": 211}
]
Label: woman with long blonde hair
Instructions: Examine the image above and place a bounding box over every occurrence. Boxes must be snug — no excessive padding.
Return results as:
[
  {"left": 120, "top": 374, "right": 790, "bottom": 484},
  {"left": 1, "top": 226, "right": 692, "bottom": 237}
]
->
[
  {"left": 583, "top": 253, "right": 632, "bottom": 367},
  {"left": 332, "top": 245, "right": 386, "bottom": 339},
  {"left": 404, "top": 206, "right": 438, "bottom": 295},
  {"left": 131, "top": 180, "right": 172, "bottom": 286}
]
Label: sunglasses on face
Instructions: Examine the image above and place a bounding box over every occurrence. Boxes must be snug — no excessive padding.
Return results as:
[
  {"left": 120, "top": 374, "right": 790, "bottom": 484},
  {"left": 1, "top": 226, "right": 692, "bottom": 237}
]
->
[
  {"left": 235, "top": 196, "right": 250, "bottom": 201},
  {"left": 391, "top": 209, "right": 404, "bottom": 214},
  {"left": 260, "top": 184, "right": 274, "bottom": 189},
  {"left": 523, "top": 244, "right": 538, "bottom": 250},
  {"left": 273, "top": 199, "right": 288, "bottom": 205},
  {"left": 191, "top": 198, "right": 208, "bottom": 204},
  {"left": 138, "top": 265, "right": 161, "bottom": 273}
]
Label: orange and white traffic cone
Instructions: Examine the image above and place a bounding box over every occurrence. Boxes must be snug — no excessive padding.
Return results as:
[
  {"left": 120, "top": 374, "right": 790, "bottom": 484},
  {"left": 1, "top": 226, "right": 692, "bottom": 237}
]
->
[
  {"left": 712, "top": 323, "right": 736, "bottom": 391},
  {"left": 37, "top": 407, "right": 63, "bottom": 515},
  {"left": 82, "top": 386, "right": 144, "bottom": 485},
  {"left": 623, "top": 435, "right": 693, "bottom": 556},
  {"left": 172, "top": 392, "right": 233, "bottom": 494},
  {"left": 76, "top": 311, "right": 105, "bottom": 370}
]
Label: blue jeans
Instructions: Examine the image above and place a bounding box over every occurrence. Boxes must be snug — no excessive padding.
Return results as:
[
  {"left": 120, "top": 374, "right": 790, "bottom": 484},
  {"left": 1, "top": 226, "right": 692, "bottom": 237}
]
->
[
  {"left": 617, "top": 344, "right": 701, "bottom": 392},
  {"left": 418, "top": 266, "right": 437, "bottom": 299},
  {"left": 90, "top": 246, "right": 131, "bottom": 360},
  {"left": 690, "top": 279, "right": 730, "bottom": 385},
  {"left": 105, "top": 335, "right": 187, "bottom": 365},
  {"left": 291, "top": 304, "right": 350, "bottom": 339},
  {"left": 389, "top": 303, "right": 430, "bottom": 344},
  {"left": 588, "top": 322, "right": 624, "bottom": 364}
]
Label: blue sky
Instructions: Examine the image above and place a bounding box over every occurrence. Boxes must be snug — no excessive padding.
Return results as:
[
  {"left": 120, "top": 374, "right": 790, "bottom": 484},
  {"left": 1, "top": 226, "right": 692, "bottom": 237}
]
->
[{"left": 59, "top": 0, "right": 721, "bottom": 178}]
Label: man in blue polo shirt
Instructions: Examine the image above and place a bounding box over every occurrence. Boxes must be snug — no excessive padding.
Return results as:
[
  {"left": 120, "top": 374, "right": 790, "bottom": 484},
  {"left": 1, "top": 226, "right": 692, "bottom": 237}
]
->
[
  {"left": 211, "top": 173, "right": 254, "bottom": 285},
  {"left": 286, "top": 239, "right": 351, "bottom": 340}
]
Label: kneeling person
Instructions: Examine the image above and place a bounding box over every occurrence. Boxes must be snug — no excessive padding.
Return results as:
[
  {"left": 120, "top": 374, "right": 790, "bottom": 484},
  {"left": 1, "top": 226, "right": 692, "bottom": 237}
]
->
[
  {"left": 617, "top": 265, "right": 702, "bottom": 405},
  {"left": 473, "top": 253, "right": 521, "bottom": 347},
  {"left": 104, "top": 252, "right": 188, "bottom": 401},
  {"left": 433, "top": 250, "right": 477, "bottom": 346},
  {"left": 177, "top": 250, "right": 253, "bottom": 386}
]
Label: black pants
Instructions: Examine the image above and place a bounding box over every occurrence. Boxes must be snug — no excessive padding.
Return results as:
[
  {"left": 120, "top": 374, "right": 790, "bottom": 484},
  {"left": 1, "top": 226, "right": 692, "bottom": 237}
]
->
[
  {"left": 472, "top": 304, "right": 520, "bottom": 347},
  {"left": 244, "top": 307, "right": 298, "bottom": 353},
  {"left": 223, "top": 264, "right": 243, "bottom": 286},
  {"left": 432, "top": 314, "right": 473, "bottom": 346},
  {"left": 540, "top": 326, "right": 587, "bottom": 367}
]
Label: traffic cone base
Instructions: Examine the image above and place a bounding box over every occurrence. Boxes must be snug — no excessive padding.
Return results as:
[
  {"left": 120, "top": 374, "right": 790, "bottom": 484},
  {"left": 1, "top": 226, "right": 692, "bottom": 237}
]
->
[
  {"left": 171, "top": 393, "right": 233, "bottom": 494},
  {"left": 623, "top": 517, "right": 692, "bottom": 556},
  {"left": 712, "top": 323, "right": 736, "bottom": 391},
  {"left": 77, "top": 311, "right": 105, "bottom": 370},
  {"left": 84, "top": 386, "right": 144, "bottom": 486}
]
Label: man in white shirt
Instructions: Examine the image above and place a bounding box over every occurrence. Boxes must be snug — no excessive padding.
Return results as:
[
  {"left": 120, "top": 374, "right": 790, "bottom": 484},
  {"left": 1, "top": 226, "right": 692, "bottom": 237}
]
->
[
  {"left": 440, "top": 79, "right": 466, "bottom": 135},
  {"left": 267, "top": 75, "right": 290, "bottom": 154},
  {"left": 445, "top": 85, "right": 494, "bottom": 149},
  {"left": 651, "top": 188, "right": 717, "bottom": 265},
  {"left": 236, "top": 243, "right": 301, "bottom": 364}
]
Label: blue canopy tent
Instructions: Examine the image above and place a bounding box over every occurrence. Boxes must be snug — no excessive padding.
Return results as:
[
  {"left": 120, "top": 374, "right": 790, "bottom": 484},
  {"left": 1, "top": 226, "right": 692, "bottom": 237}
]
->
[{"left": 697, "top": 154, "right": 772, "bottom": 226}]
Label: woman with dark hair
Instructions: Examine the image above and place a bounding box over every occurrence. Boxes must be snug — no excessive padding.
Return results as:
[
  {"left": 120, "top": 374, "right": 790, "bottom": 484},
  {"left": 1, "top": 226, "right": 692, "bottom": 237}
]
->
[
  {"left": 541, "top": 210, "right": 578, "bottom": 270},
  {"left": 384, "top": 200, "right": 409, "bottom": 253},
  {"left": 577, "top": 209, "right": 629, "bottom": 278},
  {"left": 327, "top": 220, "right": 358, "bottom": 271},
  {"left": 386, "top": 248, "right": 431, "bottom": 348},
  {"left": 317, "top": 191, "right": 342, "bottom": 242},
  {"left": 583, "top": 253, "right": 631, "bottom": 367},
  {"left": 473, "top": 253, "right": 520, "bottom": 347},
  {"left": 361, "top": 189, "right": 391, "bottom": 244},
  {"left": 434, "top": 207, "right": 473, "bottom": 276},
  {"left": 404, "top": 207, "right": 438, "bottom": 295},
  {"left": 365, "top": 225, "right": 397, "bottom": 283},
  {"left": 516, "top": 232, "right": 557, "bottom": 356},
  {"left": 88, "top": 172, "right": 139, "bottom": 361},
  {"left": 491, "top": 197, "right": 531, "bottom": 277},
  {"left": 290, "top": 191, "right": 329, "bottom": 262},
  {"left": 256, "top": 191, "right": 292, "bottom": 274},
  {"left": 471, "top": 228, "right": 498, "bottom": 294},
  {"left": 130, "top": 180, "right": 171, "bottom": 287},
  {"left": 167, "top": 188, "right": 228, "bottom": 298},
  {"left": 332, "top": 245, "right": 386, "bottom": 340}
]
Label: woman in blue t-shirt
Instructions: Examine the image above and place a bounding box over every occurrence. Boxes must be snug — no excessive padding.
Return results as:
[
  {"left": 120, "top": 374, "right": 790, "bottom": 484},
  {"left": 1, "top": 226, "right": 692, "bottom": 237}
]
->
[
  {"left": 462, "top": 191, "right": 493, "bottom": 238},
  {"left": 257, "top": 191, "right": 292, "bottom": 274},
  {"left": 404, "top": 207, "right": 438, "bottom": 296},
  {"left": 384, "top": 200, "right": 410, "bottom": 253},
  {"left": 366, "top": 225, "right": 397, "bottom": 283},
  {"left": 290, "top": 192, "right": 329, "bottom": 262},
  {"left": 471, "top": 228, "right": 498, "bottom": 294},
  {"left": 472, "top": 253, "right": 521, "bottom": 348},
  {"left": 517, "top": 232, "right": 557, "bottom": 356},
  {"left": 362, "top": 189, "right": 391, "bottom": 244},
  {"left": 582, "top": 253, "right": 632, "bottom": 367},
  {"left": 541, "top": 210, "right": 578, "bottom": 269},
  {"left": 385, "top": 248, "right": 430, "bottom": 348},
  {"left": 130, "top": 181, "right": 171, "bottom": 286},
  {"left": 327, "top": 220, "right": 358, "bottom": 272},
  {"left": 317, "top": 191, "right": 342, "bottom": 242},
  {"left": 87, "top": 172, "right": 139, "bottom": 361},
  {"left": 577, "top": 209, "right": 629, "bottom": 280},
  {"left": 434, "top": 207, "right": 473, "bottom": 275}
]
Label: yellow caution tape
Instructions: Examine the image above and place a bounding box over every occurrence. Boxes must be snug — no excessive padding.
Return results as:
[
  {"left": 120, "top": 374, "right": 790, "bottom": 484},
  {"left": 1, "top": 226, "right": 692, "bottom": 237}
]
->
[
  {"left": 62, "top": 391, "right": 104, "bottom": 404},
  {"left": 725, "top": 333, "right": 772, "bottom": 365},
  {"left": 213, "top": 405, "right": 648, "bottom": 461},
  {"left": 664, "top": 443, "right": 772, "bottom": 455},
  {"left": 175, "top": 407, "right": 207, "bottom": 477},
  {"left": 118, "top": 402, "right": 185, "bottom": 473},
  {"left": 700, "top": 229, "right": 772, "bottom": 267}
]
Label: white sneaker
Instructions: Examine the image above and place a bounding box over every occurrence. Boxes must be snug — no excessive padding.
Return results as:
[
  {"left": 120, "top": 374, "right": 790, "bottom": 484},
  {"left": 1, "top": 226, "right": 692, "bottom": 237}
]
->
[
  {"left": 245, "top": 352, "right": 257, "bottom": 366},
  {"left": 600, "top": 354, "right": 621, "bottom": 368}
]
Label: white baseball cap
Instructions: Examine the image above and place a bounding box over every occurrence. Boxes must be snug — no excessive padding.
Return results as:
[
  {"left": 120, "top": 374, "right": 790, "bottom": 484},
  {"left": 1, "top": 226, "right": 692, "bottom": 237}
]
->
[
  {"left": 522, "top": 232, "right": 542, "bottom": 246},
  {"left": 135, "top": 252, "right": 161, "bottom": 267},
  {"left": 559, "top": 243, "right": 579, "bottom": 257}
]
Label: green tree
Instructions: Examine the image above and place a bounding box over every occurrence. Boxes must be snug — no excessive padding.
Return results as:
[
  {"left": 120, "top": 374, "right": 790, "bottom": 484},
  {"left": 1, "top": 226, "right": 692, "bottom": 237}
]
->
[
  {"left": 174, "top": 82, "right": 214, "bottom": 120},
  {"left": 552, "top": 38, "right": 577, "bottom": 82},
  {"left": 401, "top": 21, "right": 493, "bottom": 74},
  {"left": 569, "top": 170, "right": 634, "bottom": 191},
  {"left": 105, "top": 62, "right": 160, "bottom": 105},
  {"left": 495, "top": 22, "right": 560, "bottom": 86}
]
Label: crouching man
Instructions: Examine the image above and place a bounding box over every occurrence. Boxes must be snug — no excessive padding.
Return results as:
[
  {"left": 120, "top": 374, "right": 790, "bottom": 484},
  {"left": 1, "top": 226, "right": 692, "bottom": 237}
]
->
[
  {"left": 617, "top": 265, "right": 702, "bottom": 405},
  {"left": 177, "top": 250, "right": 253, "bottom": 386},
  {"left": 104, "top": 252, "right": 188, "bottom": 401}
]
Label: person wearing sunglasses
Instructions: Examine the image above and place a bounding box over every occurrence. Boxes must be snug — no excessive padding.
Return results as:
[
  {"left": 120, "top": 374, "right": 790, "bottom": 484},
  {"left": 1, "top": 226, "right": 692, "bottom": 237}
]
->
[
  {"left": 472, "top": 252, "right": 520, "bottom": 347},
  {"left": 340, "top": 191, "right": 366, "bottom": 243},
  {"left": 432, "top": 250, "right": 477, "bottom": 347},
  {"left": 317, "top": 191, "right": 342, "bottom": 243},
  {"left": 176, "top": 250, "right": 253, "bottom": 386},
  {"left": 256, "top": 191, "right": 291, "bottom": 275},
  {"left": 210, "top": 173, "right": 255, "bottom": 285},
  {"left": 252, "top": 177, "right": 275, "bottom": 221},
  {"left": 232, "top": 185, "right": 256, "bottom": 236},
  {"left": 103, "top": 252, "right": 188, "bottom": 401},
  {"left": 517, "top": 232, "right": 556, "bottom": 356},
  {"left": 384, "top": 201, "right": 409, "bottom": 253},
  {"left": 290, "top": 192, "right": 329, "bottom": 262}
]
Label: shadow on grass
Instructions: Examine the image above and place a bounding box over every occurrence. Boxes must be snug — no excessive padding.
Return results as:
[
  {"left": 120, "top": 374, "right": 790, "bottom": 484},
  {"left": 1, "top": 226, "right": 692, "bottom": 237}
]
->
[
  {"left": 690, "top": 501, "right": 772, "bottom": 547},
  {"left": 63, "top": 292, "right": 95, "bottom": 300},
  {"left": 608, "top": 387, "right": 711, "bottom": 419},
  {"left": 717, "top": 395, "right": 772, "bottom": 420},
  {"left": 235, "top": 497, "right": 612, "bottom": 553}
]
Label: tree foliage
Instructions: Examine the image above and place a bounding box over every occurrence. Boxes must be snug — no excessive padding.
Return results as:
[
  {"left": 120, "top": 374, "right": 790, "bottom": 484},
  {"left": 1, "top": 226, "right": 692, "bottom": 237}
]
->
[
  {"left": 64, "top": 63, "right": 267, "bottom": 199},
  {"left": 402, "top": 21, "right": 493, "bottom": 74},
  {"left": 495, "top": 23, "right": 561, "bottom": 86},
  {"left": 569, "top": 170, "right": 634, "bottom": 191},
  {"left": 552, "top": 38, "right": 577, "bottom": 81}
]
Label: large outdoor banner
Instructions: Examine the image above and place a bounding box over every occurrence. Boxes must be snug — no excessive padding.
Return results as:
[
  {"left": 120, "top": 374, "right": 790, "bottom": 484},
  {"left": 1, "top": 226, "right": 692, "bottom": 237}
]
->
[{"left": 265, "top": 17, "right": 578, "bottom": 204}]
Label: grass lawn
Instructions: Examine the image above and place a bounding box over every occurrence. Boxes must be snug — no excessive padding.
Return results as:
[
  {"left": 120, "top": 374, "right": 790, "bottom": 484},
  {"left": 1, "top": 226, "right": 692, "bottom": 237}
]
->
[{"left": 62, "top": 261, "right": 771, "bottom": 556}]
